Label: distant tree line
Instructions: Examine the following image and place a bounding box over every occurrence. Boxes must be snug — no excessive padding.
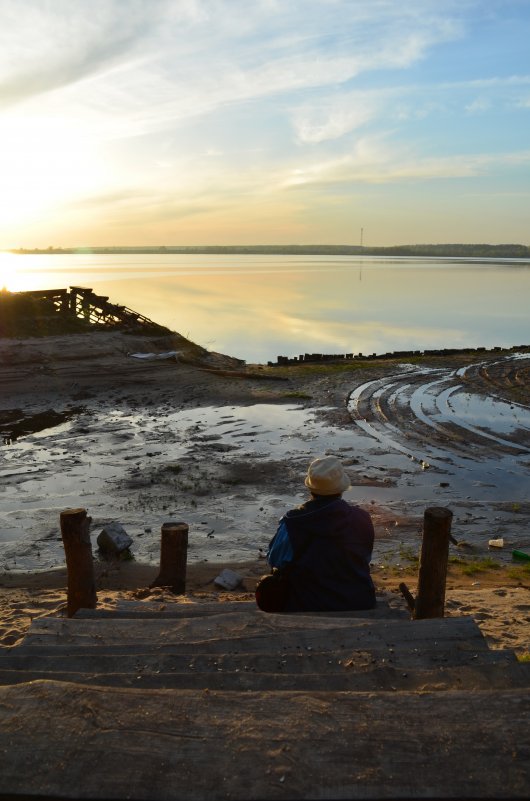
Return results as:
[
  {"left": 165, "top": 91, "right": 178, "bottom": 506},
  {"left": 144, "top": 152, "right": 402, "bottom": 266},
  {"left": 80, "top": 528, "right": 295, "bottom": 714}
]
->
[{"left": 11, "top": 243, "right": 530, "bottom": 258}]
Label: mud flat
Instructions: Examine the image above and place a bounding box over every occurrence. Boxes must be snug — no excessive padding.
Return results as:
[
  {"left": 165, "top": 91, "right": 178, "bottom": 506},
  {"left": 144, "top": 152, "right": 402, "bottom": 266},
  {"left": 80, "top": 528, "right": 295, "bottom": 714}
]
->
[{"left": 0, "top": 331, "right": 529, "bottom": 653}]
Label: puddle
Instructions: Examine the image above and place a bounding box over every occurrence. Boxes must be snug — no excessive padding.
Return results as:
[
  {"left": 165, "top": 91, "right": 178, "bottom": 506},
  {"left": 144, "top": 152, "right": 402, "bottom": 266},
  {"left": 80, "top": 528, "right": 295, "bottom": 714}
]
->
[
  {"left": 1, "top": 381, "right": 529, "bottom": 572},
  {"left": 1, "top": 408, "right": 82, "bottom": 445},
  {"left": 444, "top": 391, "right": 530, "bottom": 438},
  {"left": 349, "top": 364, "right": 530, "bottom": 459},
  {"left": 0, "top": 404, "right": 343, "bottom": 571}
]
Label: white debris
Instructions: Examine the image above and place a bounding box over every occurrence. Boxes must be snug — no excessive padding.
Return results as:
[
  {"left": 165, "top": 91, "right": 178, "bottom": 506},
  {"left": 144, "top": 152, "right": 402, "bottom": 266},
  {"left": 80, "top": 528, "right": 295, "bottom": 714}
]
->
[
  {"left": 214, "top": 568, "right": 243, "bottom": 590},
  {"left": 129, "top": 351, "right": 181, "bottom": 360},
  {"left": 488, "top": 537, "right": 504, "bottom": 548}
]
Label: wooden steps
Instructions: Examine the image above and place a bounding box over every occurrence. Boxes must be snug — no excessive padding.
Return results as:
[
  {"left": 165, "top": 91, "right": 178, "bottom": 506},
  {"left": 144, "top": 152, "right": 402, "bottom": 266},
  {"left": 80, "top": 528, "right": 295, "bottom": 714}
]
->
[
  {"left": 0, "top": 682, "right": 529, "bottom": 800},
  {"left": 0, "top": 599, "right": 528, "bottom": 799},
  {"left": 0, "top": 661, "right": 528, "bottom": 692},
  {"left": 74, "top": 599, "right": 411, "bottom": 619}
]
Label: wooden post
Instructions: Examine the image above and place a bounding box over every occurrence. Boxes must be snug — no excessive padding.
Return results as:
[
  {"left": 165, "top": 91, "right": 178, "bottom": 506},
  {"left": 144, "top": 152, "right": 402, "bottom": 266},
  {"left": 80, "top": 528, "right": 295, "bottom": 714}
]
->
[
  {"left": 398, "top": 581, "right": 415, "bottom": 614},
  {"left": 150, "top": 521, "right": 188, "bottom": 594},
  {"left": 60, "top": 508, "right": 96, "bottom": 618},
  {"left": 414, "top": 506, "right": 453, "bottom": 619}
]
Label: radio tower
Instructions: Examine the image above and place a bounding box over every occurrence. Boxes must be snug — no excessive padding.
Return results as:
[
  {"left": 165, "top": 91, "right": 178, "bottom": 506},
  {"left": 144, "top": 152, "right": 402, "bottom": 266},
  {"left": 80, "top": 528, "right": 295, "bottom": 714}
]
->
[{"left": 359, "top": 228, "right": 364, "bottom": 281}]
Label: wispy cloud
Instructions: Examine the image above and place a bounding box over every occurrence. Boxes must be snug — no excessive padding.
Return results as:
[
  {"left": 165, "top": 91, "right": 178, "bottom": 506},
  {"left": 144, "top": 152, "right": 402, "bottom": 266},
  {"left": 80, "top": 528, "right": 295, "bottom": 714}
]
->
[
  {"left": 290, "top": 73, "right": 530, "bottom": 145},
  {"left": 283, "top": 142, "right": 530, "bottom": 188},
  {"left": 0, "top": 1, "right": 156, "bottom": 109},
  {"left": 465, "top": 98, "right": 492, "bottom": 114},
  {"left": 0, "top": 1, "right": 465, "bottom": 128},
  {"left": 292, "top": 93, "right": 386, "bottom": 144},
  {"left": 1, "top": 0, "right": 529, "bottom": 245}
]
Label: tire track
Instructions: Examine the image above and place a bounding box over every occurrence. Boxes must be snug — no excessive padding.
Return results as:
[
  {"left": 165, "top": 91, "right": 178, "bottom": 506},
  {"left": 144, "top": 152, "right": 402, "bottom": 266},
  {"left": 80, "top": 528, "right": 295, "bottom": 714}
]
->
[{"left": 348, "top": 356, "right": 530, "bottom": 464}]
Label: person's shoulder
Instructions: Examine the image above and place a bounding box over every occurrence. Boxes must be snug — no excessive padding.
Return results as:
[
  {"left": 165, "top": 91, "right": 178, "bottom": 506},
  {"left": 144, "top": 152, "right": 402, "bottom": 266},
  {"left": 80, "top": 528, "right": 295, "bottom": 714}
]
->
[
  {"left": 343, "top": 501, "right": 373, "bottom": 523},
  {"left": 285, "top": 501, "right": 311, "bottom": 519}
]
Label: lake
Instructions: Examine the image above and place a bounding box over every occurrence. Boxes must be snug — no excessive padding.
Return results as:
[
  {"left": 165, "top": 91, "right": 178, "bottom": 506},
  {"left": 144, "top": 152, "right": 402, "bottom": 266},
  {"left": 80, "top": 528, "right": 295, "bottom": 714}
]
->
[{"left": 2, "top": 253, "right": 529, "bottom": 363}]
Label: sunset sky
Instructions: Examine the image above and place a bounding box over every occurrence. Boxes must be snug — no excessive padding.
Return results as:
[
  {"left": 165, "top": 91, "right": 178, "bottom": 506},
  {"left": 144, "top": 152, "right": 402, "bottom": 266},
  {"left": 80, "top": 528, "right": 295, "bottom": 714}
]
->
[{"left": 1, "top": 0, "right": 529, "bottom": 248}]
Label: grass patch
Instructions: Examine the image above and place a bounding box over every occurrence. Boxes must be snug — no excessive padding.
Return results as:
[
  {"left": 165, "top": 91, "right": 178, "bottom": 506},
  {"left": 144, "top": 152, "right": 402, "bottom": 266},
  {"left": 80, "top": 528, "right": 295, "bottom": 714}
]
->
[
  {"left": 164, "top": 464, "right": 183, "bottom": 475},
  {"left": 449, "top": 555, "right": 502, "bottom": 575},
  {"left": 507, "top": 563, "right": 530, "bottom": 581},
  {"left": 282, "top": 391, "right": 313, "bottom": 400},
  {"left": 279, "top": 361, "right": 379, "bottom": 377},
  {"left": 461, "top": 557, "right": 501, "bottom": 576},
  {"left": 398, "top": 545, "right": 419, "bottom": 565},
  {"left": 517, "top": 653, "right": 530, "bottom": 663}
]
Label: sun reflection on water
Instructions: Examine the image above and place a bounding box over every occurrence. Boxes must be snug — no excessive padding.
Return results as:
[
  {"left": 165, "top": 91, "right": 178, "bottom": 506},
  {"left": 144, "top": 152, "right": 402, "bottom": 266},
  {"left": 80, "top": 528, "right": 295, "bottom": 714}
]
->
[
  {"left": 0, "top": 253, "right": 528, "bottom": 362},
  {"left": 0, "top": 252, "right": 30, "bottom": 292},
  {"left": 0, "top": 253, "right": 13, "bottom": 290},
  {"left": 0, "top": 252, "right": 67, "bottom": 293}
]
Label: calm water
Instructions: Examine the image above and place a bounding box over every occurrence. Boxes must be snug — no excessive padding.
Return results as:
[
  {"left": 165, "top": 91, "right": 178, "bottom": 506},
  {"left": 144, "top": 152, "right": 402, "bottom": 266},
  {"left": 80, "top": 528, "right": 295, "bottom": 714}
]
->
[{"left": 2, "top": 253, "right": 529, "bottom": 363}]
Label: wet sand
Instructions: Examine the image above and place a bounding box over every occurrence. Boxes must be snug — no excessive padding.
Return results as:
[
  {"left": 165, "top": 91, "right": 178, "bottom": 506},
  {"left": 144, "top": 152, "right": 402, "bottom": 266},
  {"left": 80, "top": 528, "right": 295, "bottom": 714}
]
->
[{"left": 0, "top": 331, "right": 529, "bottom": 655}]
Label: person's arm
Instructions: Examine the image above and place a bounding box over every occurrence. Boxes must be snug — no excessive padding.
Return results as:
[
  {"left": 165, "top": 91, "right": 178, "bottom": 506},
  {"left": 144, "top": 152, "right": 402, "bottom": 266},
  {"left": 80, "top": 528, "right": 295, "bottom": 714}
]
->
[{"left": 267, "top": 519, "right": 293, "bottom": 568}]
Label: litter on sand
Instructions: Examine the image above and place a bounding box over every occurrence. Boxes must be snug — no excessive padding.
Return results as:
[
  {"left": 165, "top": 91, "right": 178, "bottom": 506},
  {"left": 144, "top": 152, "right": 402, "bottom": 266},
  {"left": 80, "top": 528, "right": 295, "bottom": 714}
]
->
[
  {"left": 214, "top": 569, "right": 243, "bottom": 590},
  {"left": 129, "top": 351, "right": 180, "bottom": 360}
]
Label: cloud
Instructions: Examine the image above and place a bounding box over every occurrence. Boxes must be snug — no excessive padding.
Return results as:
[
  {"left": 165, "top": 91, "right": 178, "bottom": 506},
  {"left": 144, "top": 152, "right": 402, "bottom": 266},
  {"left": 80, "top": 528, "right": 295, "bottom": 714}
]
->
[
  {"left": 292, "top": 93, "right": 385, "bottom": 144},
  {"left": 2, "top": 0, "right": 528, "bottom": 247},
  {"left": 289, "top": 72, "right": 530, "bottom": 146},
  {"left": 0, "top": 0, "right": 466, "bottom": 130},
  {"left": 465, "top": 98, "right": 492, "bottom": 114},
  {"left": 0, "top": 1, "right": 158, "bottom": 109},
  {"left": 283, "top": 141, "right": 530, "bottom": 188}
]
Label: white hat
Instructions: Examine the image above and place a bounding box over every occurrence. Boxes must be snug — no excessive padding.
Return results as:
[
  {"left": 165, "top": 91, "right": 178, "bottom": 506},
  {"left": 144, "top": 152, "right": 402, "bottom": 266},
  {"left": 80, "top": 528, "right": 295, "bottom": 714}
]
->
[{"left": 304, "top": 456, "right": 350, "bottom": 495}]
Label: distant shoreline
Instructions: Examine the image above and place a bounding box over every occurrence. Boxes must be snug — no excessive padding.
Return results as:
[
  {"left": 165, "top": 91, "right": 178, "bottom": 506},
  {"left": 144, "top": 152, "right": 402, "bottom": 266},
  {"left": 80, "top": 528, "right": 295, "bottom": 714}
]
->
[{"left": 9, "top": 243, "right": 530, "bottom": 259}]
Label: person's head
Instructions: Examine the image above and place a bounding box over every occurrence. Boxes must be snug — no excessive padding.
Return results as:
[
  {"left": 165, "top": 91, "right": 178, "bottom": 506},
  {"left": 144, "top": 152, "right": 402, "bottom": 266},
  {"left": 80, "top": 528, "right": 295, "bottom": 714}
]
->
[{"left": 304, "top": 455, "right": 350, "bottom": 497}]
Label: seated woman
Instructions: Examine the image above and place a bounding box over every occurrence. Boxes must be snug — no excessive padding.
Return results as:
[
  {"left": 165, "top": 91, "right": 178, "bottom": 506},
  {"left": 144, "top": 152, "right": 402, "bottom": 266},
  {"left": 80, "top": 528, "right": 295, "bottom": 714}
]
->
[{"left": 267, "top": 455, "right": 376, "bottom": 612}]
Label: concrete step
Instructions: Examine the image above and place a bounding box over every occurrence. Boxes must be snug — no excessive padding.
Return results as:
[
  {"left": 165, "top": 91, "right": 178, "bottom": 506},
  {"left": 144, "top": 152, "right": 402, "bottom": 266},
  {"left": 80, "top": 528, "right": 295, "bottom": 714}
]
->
[{"left": 0, "top": 681, "right": 528, "bottom": 800}]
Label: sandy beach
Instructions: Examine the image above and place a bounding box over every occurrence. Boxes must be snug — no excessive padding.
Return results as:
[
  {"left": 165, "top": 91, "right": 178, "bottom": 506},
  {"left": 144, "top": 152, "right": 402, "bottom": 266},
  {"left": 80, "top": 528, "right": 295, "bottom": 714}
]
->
[
  {"left": 1, "top": 329, "right": 529, "bottom": 657},
  {"left": 1, "top": 559, "right": 529, "bottom": 656}
]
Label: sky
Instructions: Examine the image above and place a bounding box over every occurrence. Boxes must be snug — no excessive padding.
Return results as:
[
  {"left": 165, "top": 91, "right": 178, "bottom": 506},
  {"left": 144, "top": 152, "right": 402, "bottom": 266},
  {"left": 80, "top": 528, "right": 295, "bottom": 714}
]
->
[{"left": 1, "top": 0, "right": 529, "bottom": 248}]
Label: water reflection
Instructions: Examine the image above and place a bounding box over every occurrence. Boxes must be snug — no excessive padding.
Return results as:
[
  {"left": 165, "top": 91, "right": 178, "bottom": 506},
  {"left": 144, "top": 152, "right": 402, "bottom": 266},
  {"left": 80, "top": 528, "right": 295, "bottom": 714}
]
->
[
  {"left": 1, "top": 381, "right": 529, "bottom": 571},
  {"left": 2, "top": 253, "right": 529, "bottom": 362}
]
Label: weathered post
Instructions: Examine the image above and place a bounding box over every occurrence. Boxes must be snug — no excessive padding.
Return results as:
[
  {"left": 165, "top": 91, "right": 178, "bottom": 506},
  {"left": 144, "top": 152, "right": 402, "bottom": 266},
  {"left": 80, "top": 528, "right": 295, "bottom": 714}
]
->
[
  {"left": 398, "top": 581, "right": 415, "bottom": 614},
  {"left": 60, "top": 508, "right": 97, "bottom": 618},
  {"left": 150, "top": 521, "right": 188, "bottom": 594},
  {"left": 414, "top": 506, "right": 453, "bottom": 619}
]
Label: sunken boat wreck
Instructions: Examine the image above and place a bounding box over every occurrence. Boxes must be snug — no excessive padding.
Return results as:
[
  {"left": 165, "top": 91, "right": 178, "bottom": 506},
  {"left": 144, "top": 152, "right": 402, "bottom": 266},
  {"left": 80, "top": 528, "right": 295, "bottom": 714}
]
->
[{"left": 0, "top": 286, "right": 171, "bottom": 338}]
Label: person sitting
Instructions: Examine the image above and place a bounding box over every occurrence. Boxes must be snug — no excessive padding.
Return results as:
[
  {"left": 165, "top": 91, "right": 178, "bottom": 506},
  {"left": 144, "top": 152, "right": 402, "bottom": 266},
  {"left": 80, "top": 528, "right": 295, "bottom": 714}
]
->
[{"left": 267, "top": 455, "right": 376, "bottom": 612}]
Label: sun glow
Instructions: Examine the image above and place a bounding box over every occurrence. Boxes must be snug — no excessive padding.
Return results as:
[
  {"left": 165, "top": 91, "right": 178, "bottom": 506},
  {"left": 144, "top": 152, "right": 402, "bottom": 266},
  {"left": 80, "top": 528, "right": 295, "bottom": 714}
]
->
[
  {"left": 0, "top": 252, "right": 24, "bottom": 291},
  {"left": 0, "top": 251, "right": 79, "bottom": 292},
  {"left": 0, "top": 113, "right": 104, "bottom": 231}
]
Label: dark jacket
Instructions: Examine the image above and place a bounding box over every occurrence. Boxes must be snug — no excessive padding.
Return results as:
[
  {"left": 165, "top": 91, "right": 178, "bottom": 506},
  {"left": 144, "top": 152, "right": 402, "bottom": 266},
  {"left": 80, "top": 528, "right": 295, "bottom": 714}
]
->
[{"left": 267, "top": 496, "right": 376, "bottom": 612}]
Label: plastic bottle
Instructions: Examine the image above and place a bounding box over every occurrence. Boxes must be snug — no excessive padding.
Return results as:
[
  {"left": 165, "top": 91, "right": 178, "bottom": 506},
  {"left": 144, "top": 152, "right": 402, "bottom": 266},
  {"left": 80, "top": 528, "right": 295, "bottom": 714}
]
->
[{"left": 512, "top": 549, "right": 530, "bottom": 561}]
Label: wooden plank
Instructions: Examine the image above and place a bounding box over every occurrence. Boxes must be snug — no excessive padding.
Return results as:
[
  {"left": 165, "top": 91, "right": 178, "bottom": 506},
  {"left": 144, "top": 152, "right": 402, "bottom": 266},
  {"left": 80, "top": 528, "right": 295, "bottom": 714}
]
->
[
  {"left": 0, "top": 662, "right": 528, "bottom": 692},
  {"left": 0, "top": 646, "right": 516, "bottom": 676},
  {"left": 19, "top": 614, "right": 488, "bottom": 650},
  {"left": 0, "top": 682, "right": 528, "bottom": 799},
  {"left": 12, "top": 643, "right": 513, "bottom": 675},
  {"left": 75, "top": 600, "right": 258, "bottom": 618},
  {"left": 15, "top": 624, "right": 494, "bottom": 663},
  {"left": 75, "top": 599, "right": 408, "bottom": 620},
  {"left": 74, "top": 599, "right": 404, "bottom": 620}
]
